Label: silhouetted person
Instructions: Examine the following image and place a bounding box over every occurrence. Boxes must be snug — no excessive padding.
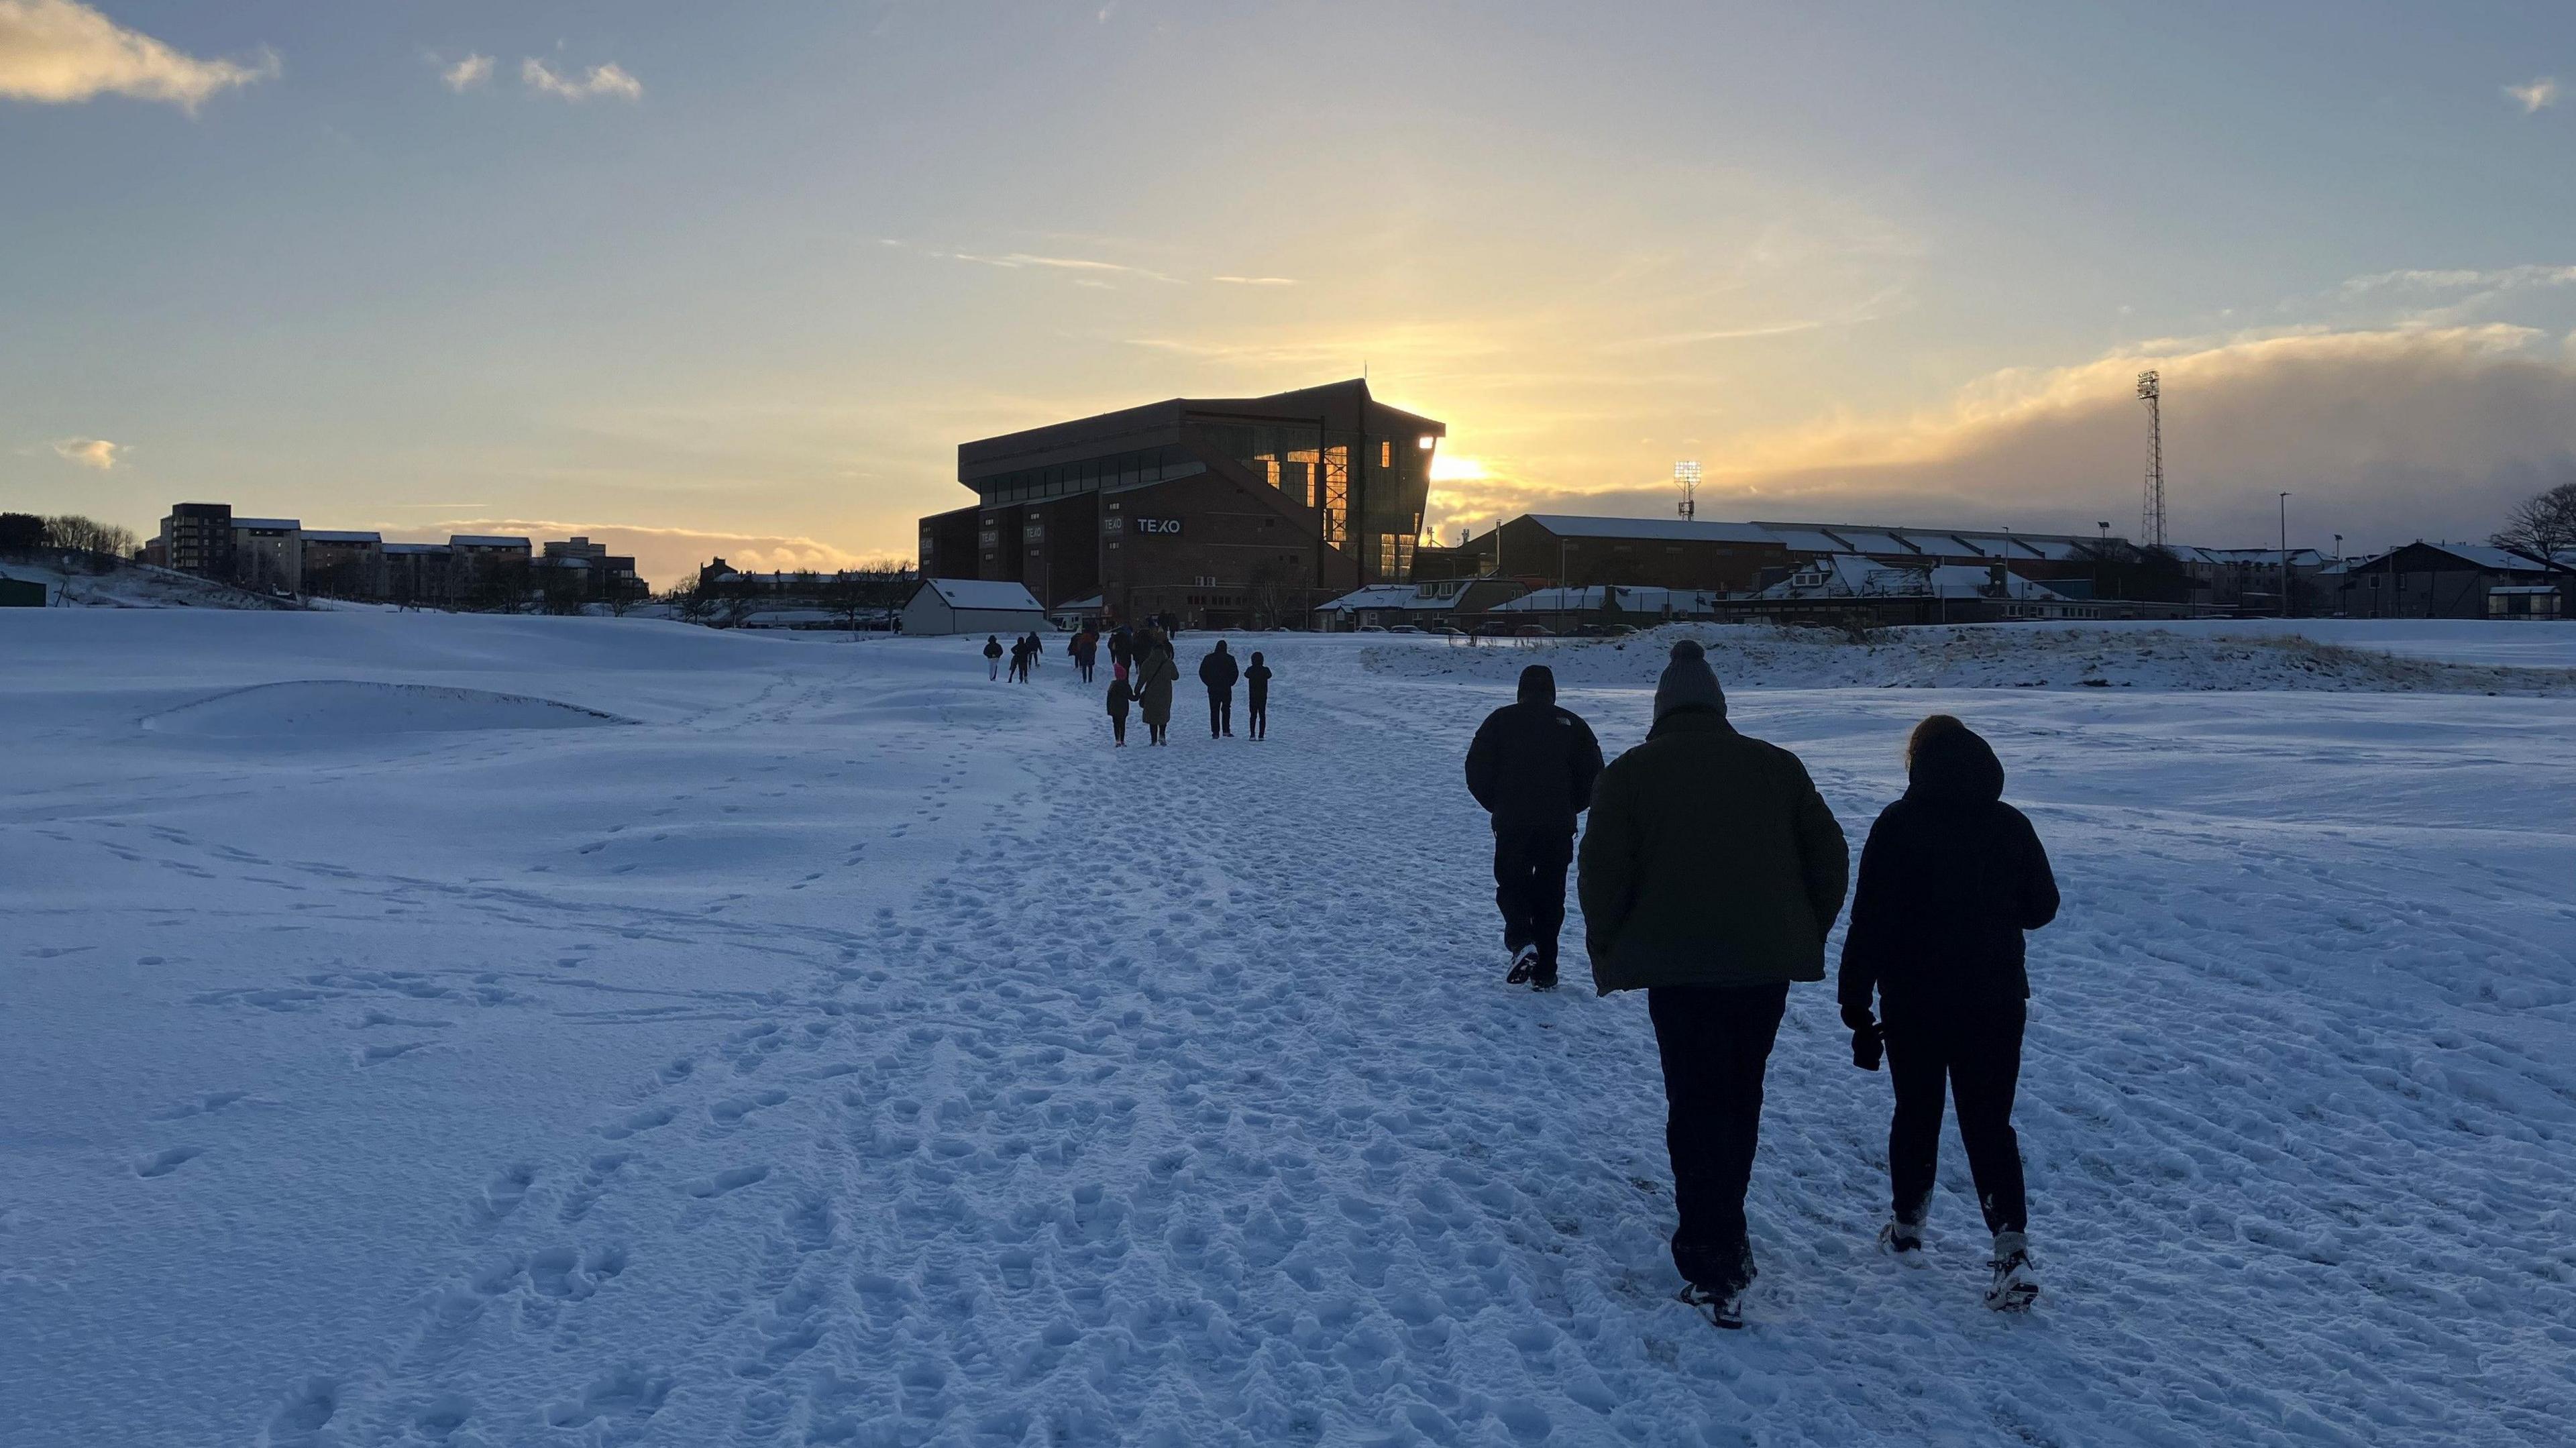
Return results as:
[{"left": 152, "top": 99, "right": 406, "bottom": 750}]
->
[
  {"left": 1244, "top": 653, "right": 1272, "bottom": 739},
  {"left": 983, "top": 634, "right": 1004, "bottom": 681},
  {"left": 1465, "top": 664, "right": 1603, "bottom": 991},
  {"left": 1071, "top": 626, "right": 1099, "bottom": 683},
  {"left": 1578, "top": 639, "right": 1847, "bottom": 1329},
  {"left": 1134, "top": 642, "right": 1178, "bottom": 746},
  {"left": 1198, "top": 641, "right": 1240, "bottom": 738},
  {"left": 1839, "top": 714, "right": 2059, "bottom": 1313},
  {"left": 1106, "top": 673, "right": 1134, "bottom": 747}
]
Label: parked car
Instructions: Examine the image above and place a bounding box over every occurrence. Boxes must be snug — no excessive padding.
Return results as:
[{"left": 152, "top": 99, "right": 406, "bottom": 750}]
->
[
  {"left": 1387, "top": 624, "right": 1424, "bottom": 634},
  {"left": 1428, "top": 624, "right": 1464, "bottom": 636},
  {"left": 1356, "top": 624, "right": 1388, "bottom": 633},
  {"left": 1513, "top": 623, "right": 1554, "bottom": 638},
  {"left": 1576, "top": 623, "right": 1639, "bottom": 637}
]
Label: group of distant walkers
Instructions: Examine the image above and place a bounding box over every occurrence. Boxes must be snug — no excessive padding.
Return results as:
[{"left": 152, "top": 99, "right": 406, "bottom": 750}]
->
[
  {"left": 1468, "top": 640, "right": 2059, "bottom": 1327},
  {"left": 981, "top": 622, "right": 1271, "bottom": 748}
]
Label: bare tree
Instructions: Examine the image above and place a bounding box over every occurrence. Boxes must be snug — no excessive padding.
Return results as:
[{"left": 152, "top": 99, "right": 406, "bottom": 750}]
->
[
  {"left": 1244, "top": 558, "right": 1299, "bottom": 630},
  {"left": 42, "top": 514, "right": 137, "bottom": 558},
  {"left": 2491, "top": 481, "right": 2576, "bottom": 562}
]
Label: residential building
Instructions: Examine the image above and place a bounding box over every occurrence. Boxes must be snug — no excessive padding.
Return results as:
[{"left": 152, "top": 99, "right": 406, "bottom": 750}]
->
[
  {"left": 160, "top": 502, "right": 235, "bottom": 579},
  {"left": 301, "top": 531, "right": 385, "bottom": 598},
  {"left": 231, "top": 517, "right": 303, "bottom": 593}
]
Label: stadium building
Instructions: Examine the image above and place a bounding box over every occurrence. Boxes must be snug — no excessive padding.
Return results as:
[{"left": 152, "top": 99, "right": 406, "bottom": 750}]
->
[{"left": 918, "top": 380, "right": 1444, "bottom": 628}]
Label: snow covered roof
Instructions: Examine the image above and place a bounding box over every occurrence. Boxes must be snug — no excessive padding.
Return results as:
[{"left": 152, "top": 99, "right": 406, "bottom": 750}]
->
[
  {"left": 382, "top": 543, "right": 451, "bottom": 556},
  {"left": 1521, "top": 515, "right": 1779, "bottom": 545},
  {"left": 916, "top": 577, "right": 1042, "bottom": 612},
  {"left": 449, "top": 535, "right": 530, "bottom": 549},
  {"left": 232, "top": 518, "right": 301, "bottom": 531},
  {"left": 1316, "top": 584, "right": 1438, "bottom": 613},
  {"left": 2165, "top": 546, "right": 2330, "bottom": 567},
  {"left": 1756, "top": 554, "right": 2070, "bottom": 602},
  {"left": 1748, "top": 522, "right": 2098, "bottom": 561},
  {"left": 1486, "top": 585, "right": 1721, "bottom": 613},
  {"left": 2387, "top": 542, "right": 2569, "bottom": 573},
  {"left": 301, "top": 531, "right": 381, "bottom": 544}
]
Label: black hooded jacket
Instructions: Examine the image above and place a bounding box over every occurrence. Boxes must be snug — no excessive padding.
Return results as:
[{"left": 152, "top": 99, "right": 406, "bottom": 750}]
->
[
  {"left": 1837, "top": 724, "right": 2059, "bottom": 1017},
  {"left": 1198, "top": 644, "right": 1240, "bottom": 693},
  {"left": 1464, "top": 665, "right": 1605, "bottom": 834}
]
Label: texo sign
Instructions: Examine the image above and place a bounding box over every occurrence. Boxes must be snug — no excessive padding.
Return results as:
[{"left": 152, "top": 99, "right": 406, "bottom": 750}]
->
[{"left": 1133, "top": 517, "right": 1183, "bottom": 535}]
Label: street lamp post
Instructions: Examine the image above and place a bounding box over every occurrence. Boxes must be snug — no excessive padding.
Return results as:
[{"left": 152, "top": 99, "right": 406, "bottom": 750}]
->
[{"left": 2278, "top": 492, "right": 2292, "bottom": 619}]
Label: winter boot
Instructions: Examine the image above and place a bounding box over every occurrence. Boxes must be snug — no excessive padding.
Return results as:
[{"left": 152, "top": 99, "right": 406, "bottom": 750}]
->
[
  {"left": 1529, "top": 964, "right": 1559, "bottom": 992},
  {"left": 1878, "top": 1218, "right": 1925, "bottom": 1258},
  {"left": 1505, "top": 946, "right": 1538, "bottom": 986},
  {"left": 1984, "top": 1232, "right": 2039, "bottom": 1312},
  {"left": 1676, "top": 1281, "right": 1746, "bottom": 1330}
]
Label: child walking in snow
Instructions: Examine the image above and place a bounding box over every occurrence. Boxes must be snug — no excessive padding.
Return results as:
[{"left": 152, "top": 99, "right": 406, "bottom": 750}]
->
[
  {"left": 1106, "top": 673, "right": 1133, "bottom": 746},
  {"left": 983, "top": 634, "right": 1004, "bottom": 681},
  {"left": 1837, "top": 714, "right": 2059, "bottom": 1312},
  {"left": 1244, "top": 652, "right": 1272, "bottom": 739}
]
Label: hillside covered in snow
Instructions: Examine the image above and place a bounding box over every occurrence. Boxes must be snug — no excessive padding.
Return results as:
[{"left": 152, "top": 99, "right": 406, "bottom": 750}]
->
[{"left": 2, "top": 615, "right": 2569, "bottom": 1447}]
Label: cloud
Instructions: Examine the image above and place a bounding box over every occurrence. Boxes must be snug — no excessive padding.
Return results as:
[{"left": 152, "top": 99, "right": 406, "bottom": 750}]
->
[
  {"left": 0, "top": 0, "right": 275, "bottom": 109},
  {"left": 1424, "top": 327, "right": 2576, "bottom": 551},
  {"left": 415, "top": 519, "right": 886, "bottom": 590},
  {"left": 439, "top": 53, "right": 492, "bottom": 92},
  {"left": 2507, "top": 76, "right": 2559, "bottom": 114},
  {"left": 1211, "top": 276, "right": 1299, "bottom": 287},
  {"left": 1601, "top": 285, "right": 1910, "bottom": 351},
  {"left": 949, "top": 251, "right": 1182, "bottom": 284},
  {"left": 51, "top": 436, "right": 119, "bottom": 469},
  {"left": 2341, "top": 264, "right": 2576, "bottom": 295},
  {"left": 521, "top": 57, "right": 641, "bottom": 102}
]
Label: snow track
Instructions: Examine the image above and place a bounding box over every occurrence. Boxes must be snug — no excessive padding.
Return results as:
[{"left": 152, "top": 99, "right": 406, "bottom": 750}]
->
[{"left": 3, "top": 617, "right": 2571, "bottom": 1445}]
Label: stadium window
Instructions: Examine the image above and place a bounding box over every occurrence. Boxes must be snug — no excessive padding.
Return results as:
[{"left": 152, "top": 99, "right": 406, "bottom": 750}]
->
[{"left": 1380, "top": 440, "right": 1392, "bottom": 467}]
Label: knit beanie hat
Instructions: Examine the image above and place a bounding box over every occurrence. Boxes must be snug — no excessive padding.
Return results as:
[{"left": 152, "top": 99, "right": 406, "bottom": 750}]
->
[{"left": 1652, "top": 638, "right": 1726, "bottom": 722}]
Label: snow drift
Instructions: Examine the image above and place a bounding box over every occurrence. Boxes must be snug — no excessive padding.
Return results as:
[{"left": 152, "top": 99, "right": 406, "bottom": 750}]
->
[{"left": 141, "top": 680, "right": 633, "bottom": 740}]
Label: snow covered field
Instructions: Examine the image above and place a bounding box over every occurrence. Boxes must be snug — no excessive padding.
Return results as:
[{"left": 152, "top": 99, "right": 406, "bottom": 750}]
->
[{"left": 3, "top": 614, "right": 2571, "bottom": 1447}]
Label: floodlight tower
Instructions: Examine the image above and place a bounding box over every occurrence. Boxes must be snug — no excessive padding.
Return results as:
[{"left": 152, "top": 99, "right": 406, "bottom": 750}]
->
[
  {"left": 1676, "top": 459, "right": 1701, "bottom": 521},
  {"left": 2136, "top": 370, "right": 2165, "bottom": 547}
]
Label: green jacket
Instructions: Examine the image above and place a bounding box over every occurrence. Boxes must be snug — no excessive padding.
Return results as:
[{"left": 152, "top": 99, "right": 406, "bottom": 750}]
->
[{"left": 1578, "top": 707, "right": 1849, "bottom": 994}]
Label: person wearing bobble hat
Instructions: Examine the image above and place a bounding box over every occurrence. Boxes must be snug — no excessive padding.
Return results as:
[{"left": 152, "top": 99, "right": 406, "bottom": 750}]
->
[{"left": 1578, "top": 638, "right": 1848, "bottom": 1329}]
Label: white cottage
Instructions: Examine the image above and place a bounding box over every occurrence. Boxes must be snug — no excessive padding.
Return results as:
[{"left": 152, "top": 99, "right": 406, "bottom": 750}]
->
[{"left": 900, "top": 577, "right": 1046, "bottom": 636}]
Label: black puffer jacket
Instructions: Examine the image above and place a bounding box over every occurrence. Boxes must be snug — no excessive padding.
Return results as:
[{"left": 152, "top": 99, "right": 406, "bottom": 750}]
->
[
  {"left": 1837, "top": 724, "right": 2059, "bottom": 1017},
  {"left": 1464, "top": 665, "right": 1605, "bottom": 834}
]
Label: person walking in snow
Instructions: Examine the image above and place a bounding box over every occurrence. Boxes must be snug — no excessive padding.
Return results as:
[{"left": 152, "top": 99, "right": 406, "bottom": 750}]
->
[
  {"left": 1576, "top": 639, "right": 1848, "bottom": 1329},
  {"left": 1109, "top": 624, "right": 1134, "bottom": 677},
  {"left": 1006, "top": 634, "right": 1030, "bottom": 683},
  {"left": 1105, "top": 671, "right": 1134, "bottom": 747},
  {"left": 1837, "top": 714, "right": 2059, "bottom": 1313},
  {"left": 1198, "top": 640, "right": 1240, "bottom": 738},
  {"left": 983, "top": 634, "right": 1004, "bottom": 681},
  {"left": 1244, "top": 652, "right": 1273, "bottom": 740},
  {"left": 1464, "top": 664, "right": 1604, "bottom": 992},
  {"left": 1134, "top": 641, "right": 1179, "bottom": 746},
  {"left": 1071, "top": 626, "right": 1099, "bottom": 684}
]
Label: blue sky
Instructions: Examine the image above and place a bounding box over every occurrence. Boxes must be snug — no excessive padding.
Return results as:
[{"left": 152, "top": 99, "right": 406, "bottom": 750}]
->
[{"left": 7, "top": 1, "right": 2575, "bottom": 582}]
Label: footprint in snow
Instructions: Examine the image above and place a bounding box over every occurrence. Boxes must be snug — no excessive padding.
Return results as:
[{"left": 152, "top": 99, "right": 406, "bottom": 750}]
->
[{"left": 135, "top": 1146, "right": 205, "bottom": 1178}]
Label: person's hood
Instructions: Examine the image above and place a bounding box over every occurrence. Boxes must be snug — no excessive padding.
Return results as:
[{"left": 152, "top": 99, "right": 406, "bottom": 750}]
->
[
  {"left": 1908, "top": 724, "right": 2006, "bottom": 804},
  {"left": 1652, "top": 639, "right": 1727, "bottom": 722},
  {"left": 1215, "top": 641, "right": 1230, "bottom": 653},
  {"left": 1517, "top": 665, "right": 1556, "bottom": 705},
  {"left": 1250, "top": 653, "right": 1265, "bottom": 665}
]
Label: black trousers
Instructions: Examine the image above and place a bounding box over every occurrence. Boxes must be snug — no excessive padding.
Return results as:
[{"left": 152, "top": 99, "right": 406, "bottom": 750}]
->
[
  {"left": 1648, "top": 981, "right": 1790, "bottom": 1294},
  {"left": 1246, "top": 696, "right": 1267, "bottom": 738},
  {"left": 1207, "top": 690, "right": 1232, "bottom": 736},
  {"left": 1885, "top": 999, "right": 2027, "bottom": 1237},
  {"left": 1491, "top": 826, "right": 1572, "bottom": 967},
  {"left": 1148, "top": 721, "right": 1168, "bottom": 745},
  {"left": 1110, "top": 715, "right": 1127, "bottom": 744}
]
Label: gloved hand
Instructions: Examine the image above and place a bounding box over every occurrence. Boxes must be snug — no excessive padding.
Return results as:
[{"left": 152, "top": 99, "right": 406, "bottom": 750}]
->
[{"left": 1841, "top": 1002, "right": 1882, "bottom": 1072}]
